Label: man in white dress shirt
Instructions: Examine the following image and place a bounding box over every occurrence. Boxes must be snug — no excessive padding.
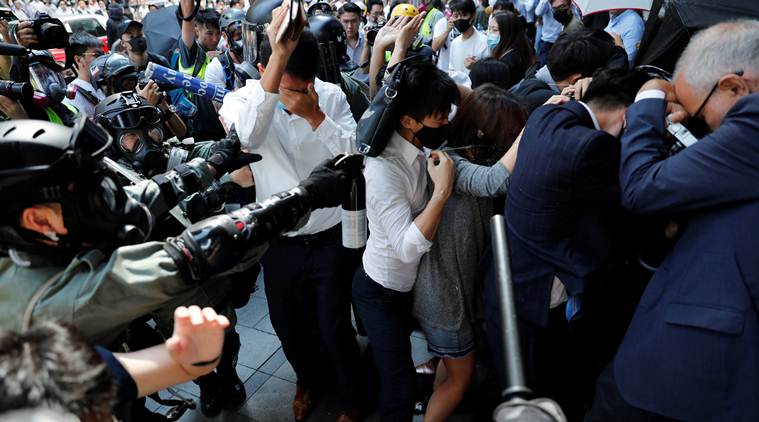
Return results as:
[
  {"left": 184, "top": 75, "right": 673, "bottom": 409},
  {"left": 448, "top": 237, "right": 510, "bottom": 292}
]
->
[
  {"left": 63, "top": 32, "right": 106, "bottom": 117},
  {"left": 352, "top": 60, "right": 458, "bottom": 422},
  {"left": 218, "top": 4, "right": 361, "bottom": 421}
]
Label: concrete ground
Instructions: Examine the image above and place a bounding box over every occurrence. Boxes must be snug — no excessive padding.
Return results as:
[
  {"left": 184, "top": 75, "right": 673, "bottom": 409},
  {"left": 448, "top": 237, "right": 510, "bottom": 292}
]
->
[{"left": 147, "top": 273, "right": 480, "bottom": 422}]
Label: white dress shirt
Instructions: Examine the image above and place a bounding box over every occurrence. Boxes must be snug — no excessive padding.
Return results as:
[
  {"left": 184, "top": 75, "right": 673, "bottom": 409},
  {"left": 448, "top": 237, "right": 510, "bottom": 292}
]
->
[
  {"left": 62, "top": 79, "right": 106, "bottom": 117},
  {"left": 218, "top": 78, "right": 357, "bottom": 236},
  {"left": 362, "top": 131, "right": 434, "bottom": 292}
]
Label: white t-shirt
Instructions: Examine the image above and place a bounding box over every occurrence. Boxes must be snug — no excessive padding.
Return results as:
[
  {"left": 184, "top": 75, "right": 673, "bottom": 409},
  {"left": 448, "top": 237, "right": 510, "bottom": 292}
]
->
[
  {"left": 205, "top": 56, "right": 235, "bottom": 89},
  {"left": 448, "top": 29, "right": 489, "bottom": 79},
  {"left": 433, "top": 17, "right": 459, "bottom": 73}
]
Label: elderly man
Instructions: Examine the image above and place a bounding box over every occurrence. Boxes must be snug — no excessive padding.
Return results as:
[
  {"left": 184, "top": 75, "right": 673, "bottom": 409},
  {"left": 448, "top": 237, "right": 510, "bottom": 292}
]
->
[{"left": 587, "top": 19, "right": 759, "bottom": 422}]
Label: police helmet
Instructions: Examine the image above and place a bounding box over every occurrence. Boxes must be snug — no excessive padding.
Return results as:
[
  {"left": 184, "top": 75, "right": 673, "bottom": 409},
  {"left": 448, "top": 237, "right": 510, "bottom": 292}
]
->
[{"left": 89, "top": 54, "right": 139, "bottom": 95}]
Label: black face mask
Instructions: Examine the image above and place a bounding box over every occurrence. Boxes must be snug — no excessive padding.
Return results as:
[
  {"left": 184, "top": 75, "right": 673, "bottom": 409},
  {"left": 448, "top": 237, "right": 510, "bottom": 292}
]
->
[
  {"left": 415, "top": 123, "right": 451, "bottom": 150},
  {"left": 453, "top": 18, "right": 472, "bottom": 33},
  {"left": 552, "top": 7, "right": 573, "bottom": 25},
  {"left": 129, "top": 36, "right": 148, "bottom": 53}
]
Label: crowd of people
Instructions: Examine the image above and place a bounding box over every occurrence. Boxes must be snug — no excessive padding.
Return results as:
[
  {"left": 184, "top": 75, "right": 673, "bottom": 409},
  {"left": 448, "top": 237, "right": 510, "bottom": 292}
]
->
[{"left": 0, "top": 0, "right": 757, "bottom": 421}]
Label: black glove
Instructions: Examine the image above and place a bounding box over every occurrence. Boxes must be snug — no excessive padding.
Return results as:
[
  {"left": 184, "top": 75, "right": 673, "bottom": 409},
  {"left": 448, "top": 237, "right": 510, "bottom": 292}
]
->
[
  {"left": 206, "top": 125, "right": 262, "bottom": 176},
  {"left": 299, "top": 154, "right": 364, "bottom": 210}
]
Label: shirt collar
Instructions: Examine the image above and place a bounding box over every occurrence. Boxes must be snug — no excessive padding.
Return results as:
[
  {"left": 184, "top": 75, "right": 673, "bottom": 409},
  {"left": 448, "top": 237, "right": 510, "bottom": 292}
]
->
[
  {"left": 578, "top": 101, "right": 601, "bottom": 131},
  {"left": 388, "top": 131, "right": 425, "bottom": 166}
]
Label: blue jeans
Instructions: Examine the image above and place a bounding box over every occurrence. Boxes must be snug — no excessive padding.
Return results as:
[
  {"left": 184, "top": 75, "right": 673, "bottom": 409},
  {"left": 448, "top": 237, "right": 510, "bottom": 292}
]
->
[{"left": 352, "top": 268, "right": 415, "bottom": 422}]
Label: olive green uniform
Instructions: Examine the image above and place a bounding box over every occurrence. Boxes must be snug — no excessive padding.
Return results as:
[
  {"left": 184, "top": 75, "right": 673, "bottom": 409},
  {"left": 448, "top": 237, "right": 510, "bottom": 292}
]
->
[{"left": 0, "top": 157, "right": 232, "bottom": 346}]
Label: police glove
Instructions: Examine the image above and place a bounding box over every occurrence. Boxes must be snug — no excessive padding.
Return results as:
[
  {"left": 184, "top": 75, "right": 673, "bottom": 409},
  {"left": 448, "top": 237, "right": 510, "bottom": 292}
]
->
[
  {"left": 298, "top": 154, "right": 363, "bottom": 210},
  {"left": 206, "top": 125, "right": 262, "bottom": 176}
]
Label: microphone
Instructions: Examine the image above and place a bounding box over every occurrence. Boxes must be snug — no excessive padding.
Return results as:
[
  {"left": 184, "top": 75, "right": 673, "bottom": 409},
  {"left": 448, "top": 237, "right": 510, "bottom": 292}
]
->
[{"left": 0, "top": 42, "right": 29, "bottom": 56}]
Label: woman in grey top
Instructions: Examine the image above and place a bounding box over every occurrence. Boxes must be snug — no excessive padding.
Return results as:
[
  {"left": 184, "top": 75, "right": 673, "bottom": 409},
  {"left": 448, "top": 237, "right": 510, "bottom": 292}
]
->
[{"left": 414, "top": 84, "right": 528, "bottom": 422}]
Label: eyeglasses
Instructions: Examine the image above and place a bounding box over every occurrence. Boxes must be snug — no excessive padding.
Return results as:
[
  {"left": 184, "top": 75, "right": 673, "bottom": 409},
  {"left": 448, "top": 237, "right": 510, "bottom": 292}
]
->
[{"left": 691, "top": 70, "right": 744, "bottom": 119}]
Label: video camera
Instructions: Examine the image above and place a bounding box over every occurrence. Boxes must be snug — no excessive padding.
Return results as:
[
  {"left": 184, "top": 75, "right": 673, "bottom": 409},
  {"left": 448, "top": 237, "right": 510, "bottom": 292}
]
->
[
  {"left": 365, "top": 19, "right": 385, "bottom": 47},
  {"left": 29, "top": 13, "right": 69, "bottom": 50}
]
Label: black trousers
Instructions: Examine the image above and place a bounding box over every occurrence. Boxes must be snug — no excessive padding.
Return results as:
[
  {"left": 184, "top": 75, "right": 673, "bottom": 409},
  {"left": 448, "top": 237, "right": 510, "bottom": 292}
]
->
[
  {"left": 260, "top": 224, "right": 361, "bottom": 409},
  {"left": 352, "top": 267, "right": 415, "bottom": 422}
]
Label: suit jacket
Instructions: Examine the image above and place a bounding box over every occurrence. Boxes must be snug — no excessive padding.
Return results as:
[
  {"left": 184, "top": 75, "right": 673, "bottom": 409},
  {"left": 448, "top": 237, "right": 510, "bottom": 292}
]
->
[
  {"left": 506, "top": 101, "right": 622, "bottom": 327},
  {"left": 614, "top": 94, "right": 759, "bottom": 421}
]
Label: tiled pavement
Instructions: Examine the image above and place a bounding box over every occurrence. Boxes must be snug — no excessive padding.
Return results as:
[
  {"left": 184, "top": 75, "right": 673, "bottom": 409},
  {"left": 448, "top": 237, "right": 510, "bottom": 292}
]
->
[{"left": 147, "top": 273, "right": 475, "bottom": 422}]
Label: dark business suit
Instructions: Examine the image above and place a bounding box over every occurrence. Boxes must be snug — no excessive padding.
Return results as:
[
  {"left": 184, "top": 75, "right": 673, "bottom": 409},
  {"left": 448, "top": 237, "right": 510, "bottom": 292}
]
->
[
  {"left": 486, "top": 101, "right": 640, "bottom": 420},
  {"left": 588, "top": 94, "right": 759, "bottom": 422}
]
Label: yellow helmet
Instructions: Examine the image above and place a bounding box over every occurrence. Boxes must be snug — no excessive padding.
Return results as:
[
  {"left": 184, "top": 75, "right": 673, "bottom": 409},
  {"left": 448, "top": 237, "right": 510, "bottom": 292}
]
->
[{"left": 390, "top": 3, "right": 419, "bottom": 17}]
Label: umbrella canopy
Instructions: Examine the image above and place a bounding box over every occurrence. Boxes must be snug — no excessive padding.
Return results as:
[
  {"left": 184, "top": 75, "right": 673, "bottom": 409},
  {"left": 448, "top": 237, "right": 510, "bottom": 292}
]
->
[
  {"left": 572, "top": 0, "right": 653, "bottom": 16},
  {"left": 636, "top": 0, "right": 759, "bottom": 71},
  {"left": 142, "top": 5, "right": 181, "bottom": 62}
]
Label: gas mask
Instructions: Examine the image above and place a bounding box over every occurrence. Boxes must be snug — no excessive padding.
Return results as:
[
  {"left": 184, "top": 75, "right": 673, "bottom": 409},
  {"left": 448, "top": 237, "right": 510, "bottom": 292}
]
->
[
  {"left": 107, "top": 104, "right": 167, "bottom": 177},
  {"left": 29, "top": 62, "right": 68, "bottom": 104}
]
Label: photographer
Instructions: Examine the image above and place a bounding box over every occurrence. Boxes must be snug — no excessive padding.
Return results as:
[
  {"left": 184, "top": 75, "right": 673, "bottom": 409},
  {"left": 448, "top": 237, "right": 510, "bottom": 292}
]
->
[
  {"left": 587, "top": 19, "right": 759, "bottom": 422},
  {"left": 63, "top": 32, "right": 106, "bottom": 117},
  {"left": 205, "top": 8, "right": 247, "bottom": 89}
]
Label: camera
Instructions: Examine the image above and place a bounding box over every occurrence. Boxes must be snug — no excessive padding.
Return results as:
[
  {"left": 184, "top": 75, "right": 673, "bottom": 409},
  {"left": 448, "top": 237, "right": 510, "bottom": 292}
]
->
[
  {"left": 30, "top": 14, "right": 69, "bottom": 50},
  {"left": 0, "top": 81, "right": 32, "bottom": 101},
  {"left": 666, "top": 119, "right": 700, "bottom": 155},
  {"left": 366, "top": 20, "right": 385, "bottom": 46}
]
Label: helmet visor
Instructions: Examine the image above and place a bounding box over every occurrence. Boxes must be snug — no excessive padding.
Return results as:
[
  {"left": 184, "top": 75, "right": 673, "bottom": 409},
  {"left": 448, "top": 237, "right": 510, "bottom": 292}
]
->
[
  {"left": 111, "top": 106, "right": 162, "bottom": 130},
  {"left": 29, "top": 62, "right": 66, "bottom": 94},
  {"left": 242, "top": 21, "right": 261, "bottom": 65}
]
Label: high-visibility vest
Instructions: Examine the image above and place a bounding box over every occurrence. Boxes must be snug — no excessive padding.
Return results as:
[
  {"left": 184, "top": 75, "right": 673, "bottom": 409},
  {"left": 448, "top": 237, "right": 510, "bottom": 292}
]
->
[
  {"left": 177, "top": 48, "right": 211, "bottom": 97},
  {"left": 420, "top": 8, "right": 443, "bottom": 39},
  {"left": 43, "top": 104, "right": 78, "bottom": 125}
]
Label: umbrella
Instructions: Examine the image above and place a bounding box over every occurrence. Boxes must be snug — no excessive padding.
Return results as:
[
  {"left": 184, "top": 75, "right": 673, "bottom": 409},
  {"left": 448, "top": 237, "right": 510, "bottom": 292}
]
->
[
  {"left": 572, "top": 0, "right": 652, "bottom": 16},
  {"left": 636, "top": 0, "right": 759, "bottom": 71},
  {"left": 142, "top": 5, "right": 181, "bottom": 62}
]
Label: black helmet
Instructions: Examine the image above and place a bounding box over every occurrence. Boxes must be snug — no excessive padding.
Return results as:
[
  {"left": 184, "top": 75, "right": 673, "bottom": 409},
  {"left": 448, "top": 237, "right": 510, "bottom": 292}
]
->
[
  {"left": 307, "top": 2, "right": 334, "bottom": 17},
  {"left": 221, "top": 8, "right": 246, "bottom": 58},
  {"left": 242, "top": 0, "right": 281, "bottom": 65},
  {"left": 89, "top": 53, "right": 139, "bottom": 95},
  {"left": 308, "top": 14, "right": 349, "bottom": 84},
  {"left": 95, "top": 92, "right": 167, "bottom": 177},
  {"left": 0, "top": 117, "right": 152, "bottom": 255}
]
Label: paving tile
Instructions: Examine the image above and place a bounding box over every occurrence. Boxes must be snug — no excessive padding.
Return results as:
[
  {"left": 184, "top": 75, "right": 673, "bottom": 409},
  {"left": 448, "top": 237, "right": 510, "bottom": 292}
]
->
[
  {"left": 272, "top": 360, "right": 297, "bottom": 383},
  {"left": 258, "top": 347, "right": 287, "bottom": 376},
  {"left": 175, "top": 365, "right": 255, "bottom": 398},
  {"left": 173, "top": 406, "right": 258, "bottom": 422},
  {"left": 236, "top": 296, "right": 270, "bottom": 329},
  {"left": 145, "top": 397, "right": 163, "bottom": 412},
  {"left": 253, "top": 274, "right": 266, "bottom": 299},
  {"left": 243, "top": 371, "right": 272, "bottom": 399},
  {"left": 254, "top": 313, "right": 276, "bottom": 335},
  {"left": 411, "top": 329, "right": 426, "bottom": 340},
  {"left": 236, "top": 325, "right": 282, "bottom": 370},
  {"left": 238, "top": 376, "right": 296, "bottom": 421}
]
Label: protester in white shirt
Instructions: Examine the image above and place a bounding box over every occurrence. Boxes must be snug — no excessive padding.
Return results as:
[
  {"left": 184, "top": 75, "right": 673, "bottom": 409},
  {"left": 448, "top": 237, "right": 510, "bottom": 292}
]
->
[
  {"left": 447, "top": 0, "right": 489, "bottom": 85},
  {"left": 218, "top": 4, "right": 361, "bottom": 420},
  {"left": 353, "top": 59, "right": 457, "bottom": 421},
  {"left": 431, "top": 12, "right": 460, "bottom": 72},
  {"left": 63, "top": 32, "right": 106, "bottom": 117}
]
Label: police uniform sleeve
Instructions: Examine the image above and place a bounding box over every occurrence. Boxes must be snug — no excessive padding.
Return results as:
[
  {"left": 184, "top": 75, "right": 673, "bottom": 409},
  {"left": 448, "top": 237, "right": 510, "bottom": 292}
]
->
[
  {"left": 125, "top": 158, "right": 215, "bottom": 219},
  {"left": 68, "top": 242, "right": 198, "bottom": 344}
]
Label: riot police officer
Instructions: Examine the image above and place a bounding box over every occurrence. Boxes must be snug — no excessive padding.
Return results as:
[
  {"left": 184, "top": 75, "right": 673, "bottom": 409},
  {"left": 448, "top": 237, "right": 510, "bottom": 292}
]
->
[{"left": 0, "top": 118, "right": 357, "bottom": 418}]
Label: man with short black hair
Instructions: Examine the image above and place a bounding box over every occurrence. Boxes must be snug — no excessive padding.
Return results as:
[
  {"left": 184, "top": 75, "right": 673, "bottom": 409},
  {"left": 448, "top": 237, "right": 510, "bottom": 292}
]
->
[
  {"left": 488, "top": 67, "right": 649, "bottom": 420},
  {"left": 63, "top": 32, "right": 106, "bottom": 117},
  {"left": 178, "top": 0, "right": 226, "bottom": 141},
  {"left": 219, "top": 4, "right": 361, "bottom": 420},
  {"left": 229, "top": 0, "right": 243, "bottom": 9},
  {"left": 338, "top": 2, "right": 369, "bottom": 83},
  {"left": 119, "top": 19, "right": 171, "bottom": 71},
  {"left": 512, "top": 28, "right": 618, "bottom": 112},
  {"left": 447, "top": 0, "right": 489, "bottom": 85}
]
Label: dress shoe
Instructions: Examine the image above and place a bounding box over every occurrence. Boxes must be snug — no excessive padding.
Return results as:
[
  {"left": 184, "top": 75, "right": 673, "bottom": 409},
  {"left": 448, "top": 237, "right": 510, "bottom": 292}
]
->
[
  {"left": 293, "top": 383, "right": 316, "bottom": 421},
  {"left": 220, "top": 371, "right": 247, "bottom": 410},
  {"left": 335, "top": 409, "right": 361, "bottom": 422},
  {"left": 197, "top": 372, "right": 222, "bottom": 417}
]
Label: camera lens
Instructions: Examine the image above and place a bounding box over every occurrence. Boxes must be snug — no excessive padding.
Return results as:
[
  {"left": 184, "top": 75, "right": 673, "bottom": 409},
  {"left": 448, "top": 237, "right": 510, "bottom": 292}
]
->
[{"left": 40, "top": 22, "right": 69, "bottom": 49}]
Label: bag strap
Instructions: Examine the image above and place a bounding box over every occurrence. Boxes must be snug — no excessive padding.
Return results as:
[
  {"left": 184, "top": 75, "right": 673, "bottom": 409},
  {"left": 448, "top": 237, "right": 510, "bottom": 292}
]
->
[{"left": 22, "top": 270, "right": 64, "bottom": 331}]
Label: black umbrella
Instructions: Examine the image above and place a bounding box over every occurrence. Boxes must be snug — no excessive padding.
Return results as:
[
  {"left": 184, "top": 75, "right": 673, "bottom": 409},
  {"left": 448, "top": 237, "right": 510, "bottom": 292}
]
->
[
  {"left": 142, "top": 5, "right": 181, "bottom": 62},
  {"left": 636, "top": 0, "right": 759, "bottom": 71}
]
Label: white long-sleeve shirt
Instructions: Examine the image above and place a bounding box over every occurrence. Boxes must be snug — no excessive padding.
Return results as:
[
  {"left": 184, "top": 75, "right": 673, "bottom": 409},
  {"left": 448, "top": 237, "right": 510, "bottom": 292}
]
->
[
  {"left": 362, "top": 132, "right": 434, "bottom": 292},
  {"left": 218, "top": 78, "right": 357, "bottom": 236}
]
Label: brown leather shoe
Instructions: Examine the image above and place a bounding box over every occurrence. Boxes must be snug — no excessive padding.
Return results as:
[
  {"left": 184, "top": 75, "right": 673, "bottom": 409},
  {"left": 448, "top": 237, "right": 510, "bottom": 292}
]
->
[
  {"left": 293, "top": 383, "right": 315, "bottom": 421},
  {"left": 335, "top": 409, "right": 361, "bottom": 422}
]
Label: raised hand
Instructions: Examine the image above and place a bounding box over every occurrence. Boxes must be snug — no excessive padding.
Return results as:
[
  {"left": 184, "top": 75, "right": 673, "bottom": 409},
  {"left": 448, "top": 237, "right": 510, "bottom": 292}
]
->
[{"left": 165, "top": 305, "right": 231, "bottom": 378}]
